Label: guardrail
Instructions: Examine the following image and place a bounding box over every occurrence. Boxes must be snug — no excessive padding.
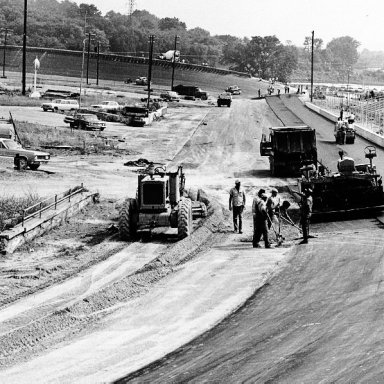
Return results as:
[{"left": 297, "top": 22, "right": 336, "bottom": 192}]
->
[
  {"left": 20, "top": 184, "right": 86, "bottom": 227},
  {"left": 1, "top": 45, "right": 250, "bottom": 78}
]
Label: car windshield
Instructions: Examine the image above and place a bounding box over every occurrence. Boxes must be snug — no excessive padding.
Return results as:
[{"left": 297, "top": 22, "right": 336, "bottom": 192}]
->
[
  {"left": 83, "top": 115, "right": 98, "bottom": 121},
  {"left": 4, "top": 140, "right": 23, "bottom": 150}
]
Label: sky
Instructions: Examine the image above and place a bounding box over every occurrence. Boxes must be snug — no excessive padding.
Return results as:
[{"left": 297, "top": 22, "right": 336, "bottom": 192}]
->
[{"left": 73, "top": 0, "right": 384, "bottom": 51}]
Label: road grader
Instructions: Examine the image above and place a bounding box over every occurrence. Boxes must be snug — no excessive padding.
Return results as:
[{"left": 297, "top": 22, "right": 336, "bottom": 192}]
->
[
  {"left": 297, "top": 146, "right": 384, "bottom": 217},
  {"left": 119, "top": 164, "right": 207, "bottom": 240}
]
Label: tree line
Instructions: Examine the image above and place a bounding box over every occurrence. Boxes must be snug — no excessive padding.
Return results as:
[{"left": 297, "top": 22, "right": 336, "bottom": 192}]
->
[{"left": 0, "top": 0, "right": 363, "bottom": 83}]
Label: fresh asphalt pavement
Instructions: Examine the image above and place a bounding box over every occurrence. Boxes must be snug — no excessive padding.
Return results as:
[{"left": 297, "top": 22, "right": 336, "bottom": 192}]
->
[{"left": 117, "top": 95, "right": 384, "bottom": 383}]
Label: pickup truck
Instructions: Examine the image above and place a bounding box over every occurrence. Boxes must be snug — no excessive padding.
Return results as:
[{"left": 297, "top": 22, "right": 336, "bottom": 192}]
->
[{"left": 0, "top": 138, "right": 50, "bottom": 170}]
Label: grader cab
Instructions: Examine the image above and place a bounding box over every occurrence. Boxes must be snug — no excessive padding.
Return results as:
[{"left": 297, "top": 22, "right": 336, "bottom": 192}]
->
[{"left": 119, "top": 164, "right": 206, "bottom": 240}]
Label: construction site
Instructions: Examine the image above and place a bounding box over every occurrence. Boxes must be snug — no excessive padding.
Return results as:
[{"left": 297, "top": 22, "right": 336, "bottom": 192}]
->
[{"left": 2, "top": 6, "right": 384, "bottom": 383}]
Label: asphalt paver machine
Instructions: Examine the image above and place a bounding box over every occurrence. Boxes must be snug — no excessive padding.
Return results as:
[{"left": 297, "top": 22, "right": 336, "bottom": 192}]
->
[{"left": 297, "top": 146, "right": 384, "bottom": 218}]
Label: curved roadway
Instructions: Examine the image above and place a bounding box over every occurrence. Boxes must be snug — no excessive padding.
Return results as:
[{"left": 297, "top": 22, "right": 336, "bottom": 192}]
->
[{"left": 117, "top": 95, "right": 384, "bottom": 383}]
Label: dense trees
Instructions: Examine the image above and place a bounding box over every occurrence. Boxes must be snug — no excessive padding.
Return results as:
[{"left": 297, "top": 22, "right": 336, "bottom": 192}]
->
[{"left": 0, "top": 0, "right": 368, "bottom": 82}]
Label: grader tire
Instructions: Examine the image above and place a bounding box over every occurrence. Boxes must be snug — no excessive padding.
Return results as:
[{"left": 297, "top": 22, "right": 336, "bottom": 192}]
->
[
  {"left": 119, "top": 198, "right": 138, "bottom": 241},
  {"left": 178, "top": 198, "right": 192, "bottom": 239}
]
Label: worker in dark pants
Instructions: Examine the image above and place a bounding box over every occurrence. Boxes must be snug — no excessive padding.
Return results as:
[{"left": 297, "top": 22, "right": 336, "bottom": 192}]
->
[
  {"left": 299, "top": 188, "right": 313, "bottom": 244},
  {"left": 254, "top": 194, "right": 270, "bottom": 248},
  {"left": 252, "top": 188, "right": 265, "bottom": 247},
  {"left": 229, "top": 179, "right": 246, "bottom": 234}
]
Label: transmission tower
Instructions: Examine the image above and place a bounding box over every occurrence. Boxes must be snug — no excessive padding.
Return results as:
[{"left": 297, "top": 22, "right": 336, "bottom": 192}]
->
[{"left": 128, "top": 0, "right": 135, "bottom": 55}]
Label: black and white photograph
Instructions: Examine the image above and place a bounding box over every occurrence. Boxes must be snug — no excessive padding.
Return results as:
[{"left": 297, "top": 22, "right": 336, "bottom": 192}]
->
[{"left": 0, "top": 0, "right": 384, "bottom": 382}]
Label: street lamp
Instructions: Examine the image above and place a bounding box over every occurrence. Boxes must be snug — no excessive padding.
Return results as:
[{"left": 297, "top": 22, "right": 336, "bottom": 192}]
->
[
  {"left": 171, "top": 35, "right": 180, "bottom": 91},
  {"left": 1, "top": 28, "right": 11, "bottom": 79}
]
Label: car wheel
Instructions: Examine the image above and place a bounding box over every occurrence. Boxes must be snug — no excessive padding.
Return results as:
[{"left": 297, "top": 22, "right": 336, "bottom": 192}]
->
[
  {"left": 54, "top": 107, "right": 58, "bottom": 113},
  {"left": 42, "top": 108, "right": 48, "bottom": 112}
]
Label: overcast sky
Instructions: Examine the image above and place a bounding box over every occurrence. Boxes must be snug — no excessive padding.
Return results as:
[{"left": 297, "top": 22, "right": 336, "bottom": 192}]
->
[{"left": 73, "top": 0, "right": 384, "bottom": 51}]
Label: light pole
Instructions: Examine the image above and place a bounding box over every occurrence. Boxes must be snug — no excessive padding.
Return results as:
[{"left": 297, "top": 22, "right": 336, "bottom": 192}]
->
[
  {"left": 146, "top": 34, "right": 155, "bottom": 110},
  {"left": 171, "top": 35, "right": 180, "bottom": 91},
  {"left": 346, "top": 66, "right": 351, "bottom": 107},
  {"left": 1, "top": 28, "right": 11, "bottom": 79},
  {"left": 22, "top": 0, "right": 27, "bottom": 95}
]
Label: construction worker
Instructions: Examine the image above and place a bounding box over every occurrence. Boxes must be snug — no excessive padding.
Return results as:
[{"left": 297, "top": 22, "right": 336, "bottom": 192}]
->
[
  {"left": 299, "top": 188, "right": 313, "bottom": 243},
  {"left": 254, "top": 194, "right": 270, "bottom": 248},
  {"left": 229, "top": 179, "right": 246, "bottom": 234},
  {"left": 252, "top": 188, "right": 265, "bottom": 247},
  {"left": 266, "top": 188, "right": 280, "bottom": 229}
]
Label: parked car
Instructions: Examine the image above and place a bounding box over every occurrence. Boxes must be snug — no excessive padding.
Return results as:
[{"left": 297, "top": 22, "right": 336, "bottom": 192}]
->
[
  {"left": 66, "top": 114, "right": 106, "bottom": 131},
  {"left": 91, "top": 101, "right": 121, "bottom": 111},
  {"left": 135, "top": 77, "right": 148, "bottom": 85},
  {"left": 0, "top": 138, "right": 50, "bottom": 170},
  {"left": 160, "top": 91, "right": 180, "bottom": 102},
  {"left": 225, "top": 85, "right": 242, "bottom": 95},
  {"left": 42, "top": 99, "right": 79, "bottom": 112},
  {"left": 41, "top": 99, "right": 66, "bottom": 112}
]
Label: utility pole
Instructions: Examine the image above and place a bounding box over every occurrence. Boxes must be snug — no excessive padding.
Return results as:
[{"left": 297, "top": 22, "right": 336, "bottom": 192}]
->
[
  {"left": 146, "top": 34, "right": 155, "bottom": 110},
  {"left": 310, "top": 30, "right": 314, "bottom": 102},
  {"left": 1, "top": 28, "right": 11, "bottom": 79},
  {"left": 86, "top": 32, "right": 92, "bottom": 85},
  {"left": 96, "top": 41, "right": 100, "bottom": 86},
  {"left": 79, "top": 37, "right": 87, "bottom": 109},
  {"left": 171, "top": 35, "right": 180, "bottom": 91},
  {"left": 22, "top": 0, "right": 27, "bottom": 95}
]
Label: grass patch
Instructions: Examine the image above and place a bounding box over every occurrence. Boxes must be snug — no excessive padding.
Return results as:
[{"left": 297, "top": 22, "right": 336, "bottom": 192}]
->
[
  {"left": 0, "top": 192, "right": 41, "bottom": 231},
  {"left": 16, "top": 121, "right": 122, "bottom": 155}
]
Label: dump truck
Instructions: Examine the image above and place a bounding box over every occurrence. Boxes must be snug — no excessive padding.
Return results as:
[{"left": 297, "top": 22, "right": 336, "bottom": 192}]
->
[
  {"left": 173, "top": 85, "right": 208, "bottom": 100},
  {"left": 297, "top": 146, "right": 384, "bottom": 218},
  {"left": 119, "top": 164, "right": 207, "bottom": 240},
  {"left": 260, "top": 125, "right": 317, "bottom": 176}
]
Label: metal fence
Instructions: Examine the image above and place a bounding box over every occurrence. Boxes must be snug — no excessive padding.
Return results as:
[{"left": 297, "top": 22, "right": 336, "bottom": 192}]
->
[
  {"left": 312, "top": 93, "right": 384, "bottom": 135},
  {"left": 20, "top": 184, "right": 86, "bottom": 227}
]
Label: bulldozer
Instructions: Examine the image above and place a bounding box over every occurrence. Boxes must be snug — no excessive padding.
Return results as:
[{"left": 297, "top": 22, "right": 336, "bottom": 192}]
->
[
  {"left": 297, "top": 146, "right": 384, "bottom": 218},
  {"left": 119, "top": 164, "right": 207, "bottom": 240}
]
